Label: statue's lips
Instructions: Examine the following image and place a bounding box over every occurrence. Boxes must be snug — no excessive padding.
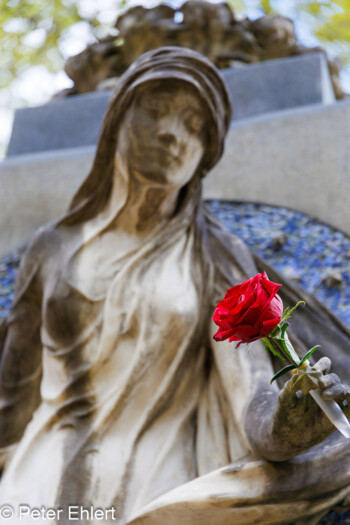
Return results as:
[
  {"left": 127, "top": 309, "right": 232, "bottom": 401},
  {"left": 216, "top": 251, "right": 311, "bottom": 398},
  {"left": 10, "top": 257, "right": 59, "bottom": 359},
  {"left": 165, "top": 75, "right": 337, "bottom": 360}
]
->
[{"left": 145, "top": 146, "right": 180, "bottom": 165}]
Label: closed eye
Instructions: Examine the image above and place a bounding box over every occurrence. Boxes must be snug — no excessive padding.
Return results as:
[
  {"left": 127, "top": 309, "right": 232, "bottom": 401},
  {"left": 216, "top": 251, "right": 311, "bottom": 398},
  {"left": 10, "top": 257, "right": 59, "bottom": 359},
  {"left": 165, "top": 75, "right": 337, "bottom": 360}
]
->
[
  {"left": 139, "top": 96, "right": 169, "bottom": 118},
  {"left": 184, "top": 111, "right": 205, "bottom": 134}
]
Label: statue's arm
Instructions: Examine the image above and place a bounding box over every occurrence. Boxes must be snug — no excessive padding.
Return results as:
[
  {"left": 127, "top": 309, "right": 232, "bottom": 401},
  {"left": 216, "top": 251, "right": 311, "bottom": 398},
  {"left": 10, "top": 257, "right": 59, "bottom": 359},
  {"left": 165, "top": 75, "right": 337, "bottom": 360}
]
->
[
  {"left": 0, "top": 230, "right": 46, "bottom": 469},
  {"left": 210, "top": 321, "right": 350, "bottom": 463},
  {"left": 245, "top": 357, "right": 350, "bottom": 462},
  {"left": 209, "top": 320, "right": 280, "bottom": 456}
]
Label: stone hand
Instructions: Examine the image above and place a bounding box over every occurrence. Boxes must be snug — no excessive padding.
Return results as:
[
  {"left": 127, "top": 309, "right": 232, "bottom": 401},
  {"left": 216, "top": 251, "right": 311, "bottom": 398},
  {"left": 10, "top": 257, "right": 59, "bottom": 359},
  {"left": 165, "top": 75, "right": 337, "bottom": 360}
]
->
[
  {"left": 288, "top": 357, "right": 350, "bottom": 412},
  {"left": 272, "top": 357, "right": 350, "bottom": 457}
]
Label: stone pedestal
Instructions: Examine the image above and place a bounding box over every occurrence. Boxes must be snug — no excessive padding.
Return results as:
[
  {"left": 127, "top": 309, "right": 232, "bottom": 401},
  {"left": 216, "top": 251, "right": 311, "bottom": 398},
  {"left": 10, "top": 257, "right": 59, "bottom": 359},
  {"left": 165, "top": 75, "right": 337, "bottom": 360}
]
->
[
  {"left": 6, "top": 53, "right": 334, "bottom": 157},
  {"left": 222, "top": 53, "right": 334, "bottom": 120}
]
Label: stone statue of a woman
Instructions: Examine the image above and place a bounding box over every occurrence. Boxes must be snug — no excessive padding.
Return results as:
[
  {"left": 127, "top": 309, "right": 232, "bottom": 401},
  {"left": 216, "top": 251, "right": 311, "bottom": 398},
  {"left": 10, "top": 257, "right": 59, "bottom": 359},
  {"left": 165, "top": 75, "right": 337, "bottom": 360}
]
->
[{"left": 0, "top": 47, "right": 350, "bottom": 525}]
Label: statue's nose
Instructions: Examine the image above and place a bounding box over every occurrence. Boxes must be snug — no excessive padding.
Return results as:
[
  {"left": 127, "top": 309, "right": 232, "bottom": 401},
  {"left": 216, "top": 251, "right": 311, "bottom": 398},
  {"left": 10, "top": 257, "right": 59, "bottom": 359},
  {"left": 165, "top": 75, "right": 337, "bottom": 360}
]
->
[
  {"left": 157, "top": 115, "right": 184, "bottom": 148},
  {"left": 158, "top": 132, "right": 177, "bottom": 147}
]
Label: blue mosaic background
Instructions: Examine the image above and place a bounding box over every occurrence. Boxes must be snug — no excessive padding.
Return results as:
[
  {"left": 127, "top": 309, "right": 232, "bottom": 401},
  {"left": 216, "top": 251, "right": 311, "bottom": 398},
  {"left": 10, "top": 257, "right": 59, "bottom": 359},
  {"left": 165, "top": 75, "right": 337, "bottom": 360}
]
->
[
  {"left": 0, "top": 201, "right": 349, "bottom": 523},
  {"left": 207, "top": 201, "right": 350, "bottom": 328},
  {"left": 0, "top": 249, "right": 24, "bottom": 319}
]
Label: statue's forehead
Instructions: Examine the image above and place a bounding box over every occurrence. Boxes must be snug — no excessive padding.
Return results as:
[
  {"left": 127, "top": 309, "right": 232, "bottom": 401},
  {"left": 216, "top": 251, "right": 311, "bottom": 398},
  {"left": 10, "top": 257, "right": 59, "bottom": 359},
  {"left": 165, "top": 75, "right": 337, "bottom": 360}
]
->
[{"left": 134, "top": 82, "right": 205, "bottom": 111}]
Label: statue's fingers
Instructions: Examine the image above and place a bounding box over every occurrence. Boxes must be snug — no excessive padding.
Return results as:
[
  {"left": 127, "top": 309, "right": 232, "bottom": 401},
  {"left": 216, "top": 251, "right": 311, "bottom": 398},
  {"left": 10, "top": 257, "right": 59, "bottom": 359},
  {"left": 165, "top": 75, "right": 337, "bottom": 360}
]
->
[
  {"left": 318, "top": 373, "right": 341, "bottom": 389},
  {"left": 321, "top": 383, "right": 350, "bottom": 402},
  {"left": 313, "top": 357, "right": 331, "bottom": 375}
]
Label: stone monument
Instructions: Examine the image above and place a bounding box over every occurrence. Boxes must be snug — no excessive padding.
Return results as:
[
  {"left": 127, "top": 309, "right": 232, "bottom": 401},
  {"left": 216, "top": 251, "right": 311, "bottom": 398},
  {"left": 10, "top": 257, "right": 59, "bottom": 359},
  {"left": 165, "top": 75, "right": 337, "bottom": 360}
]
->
[
  {"left": 0, "top": 47, "right": 350, "bottom": 525},
  {"left": 56, "top": 1, "right": 347, "bottom": 101}
]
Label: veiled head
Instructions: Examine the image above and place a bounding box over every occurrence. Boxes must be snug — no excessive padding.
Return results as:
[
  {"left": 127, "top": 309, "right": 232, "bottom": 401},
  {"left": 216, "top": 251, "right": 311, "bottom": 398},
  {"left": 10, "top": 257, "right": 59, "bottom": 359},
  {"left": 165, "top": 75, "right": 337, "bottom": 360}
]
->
[
  {"left": 117, "top": 80, "right": 209, "bottom": 190},
  {"left": 63, "top": 46, "right": 232, "bottom": 224}
]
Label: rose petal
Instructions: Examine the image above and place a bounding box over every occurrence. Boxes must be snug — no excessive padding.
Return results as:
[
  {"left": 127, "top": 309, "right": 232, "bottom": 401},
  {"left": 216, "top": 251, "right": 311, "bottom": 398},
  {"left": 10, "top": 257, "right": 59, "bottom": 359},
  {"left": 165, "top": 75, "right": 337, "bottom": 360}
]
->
[
  {"left": 233, "top": 323, "right": 261, "bottom": 340},
  {"left": 212, "top": 272, "right": 283, "bottom": 344},
  {"left": 260, "top": 317, "right": 281, "bottom": 336},
  {"left": 213, "top": 326, "right": 238, "bottom": 341},
  {"left": 259, "top": 295, "right": 283, "bottom": 322}
]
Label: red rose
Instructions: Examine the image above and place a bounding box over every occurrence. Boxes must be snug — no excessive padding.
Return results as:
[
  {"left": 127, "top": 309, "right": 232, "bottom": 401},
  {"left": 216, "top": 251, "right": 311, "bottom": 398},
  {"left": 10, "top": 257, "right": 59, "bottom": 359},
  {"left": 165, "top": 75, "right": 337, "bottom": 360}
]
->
[{"left": 213, "top": 272, "right": 283, "bottom": 347}]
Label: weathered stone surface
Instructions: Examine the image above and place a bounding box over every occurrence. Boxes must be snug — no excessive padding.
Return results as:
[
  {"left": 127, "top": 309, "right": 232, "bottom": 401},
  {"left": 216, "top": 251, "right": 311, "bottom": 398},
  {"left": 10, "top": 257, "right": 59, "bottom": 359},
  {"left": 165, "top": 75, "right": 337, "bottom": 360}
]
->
[
  {"left": 222, "top": 53, "right": 335, "bottom": 120},
  {"left": 59, "top": 2, "right": 346, "bottom": 101},
  {"left": 1, "top": 48, "right": 350, "bottom": 524},
  {"left": 7, "top": 54, "right": 334, "bottom": 157},
  {"left": 1, "top": 100, "right": 349, "bottom": 258},
  {"left": 321, "top": 269, "right": 345, "bottom": 288},
  {"left": 6, "top": 91, "right": 110, "bottom": 157}
]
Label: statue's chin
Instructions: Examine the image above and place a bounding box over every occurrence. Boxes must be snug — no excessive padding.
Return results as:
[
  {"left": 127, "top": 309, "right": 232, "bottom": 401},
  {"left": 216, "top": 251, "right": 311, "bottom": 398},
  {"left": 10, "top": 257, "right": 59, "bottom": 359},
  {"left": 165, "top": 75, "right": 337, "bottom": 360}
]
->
[
  {"left": 133, "top": 168, "right": 169, "bottom": 185},
  {"left": 130, "top": 162, "right": 186, "bottom": 187}
]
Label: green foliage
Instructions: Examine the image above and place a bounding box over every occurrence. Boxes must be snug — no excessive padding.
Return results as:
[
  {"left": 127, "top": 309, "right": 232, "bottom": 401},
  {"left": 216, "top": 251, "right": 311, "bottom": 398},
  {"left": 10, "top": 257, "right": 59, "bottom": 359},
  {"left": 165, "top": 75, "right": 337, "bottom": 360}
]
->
[
  {"left": 260, "top": 0, "right": 273, "bottom": 14},
  {"left": 227, "top": 0, "right": 350, "bottom": 66},
  {"left": 299, "top": 345, "right": 320, "bottom": 366},
  {"left": 270, "top": 364, "right": 296, "bottom": 384},
  {"left": 281, "top": 301, "right": 305, "bottom": 324},
  {"left": 226, "top": 0, "right": 247, "bottom": 13},
  {"left": 298, "top": 0, "right": 350, "bottom": 64},
  {"left": 261, "top": 337, "right": 286, "bottom": 361},
  {"left": 1, "top": 0, "right": 350, "bottom": 91},
  {"left": 0, "top": 0, "right": 100, "bottom": 88},
  {"left": 275, "top": 324, "right": 301, "bottom": 366}
]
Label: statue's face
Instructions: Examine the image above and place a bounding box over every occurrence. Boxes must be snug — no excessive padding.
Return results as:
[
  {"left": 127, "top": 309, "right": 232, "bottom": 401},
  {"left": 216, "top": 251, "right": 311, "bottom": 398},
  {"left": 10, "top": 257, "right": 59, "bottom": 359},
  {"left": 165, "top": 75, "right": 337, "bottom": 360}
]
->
[{"left": 116, "top": 82, "right": 207, "bottom": 188}]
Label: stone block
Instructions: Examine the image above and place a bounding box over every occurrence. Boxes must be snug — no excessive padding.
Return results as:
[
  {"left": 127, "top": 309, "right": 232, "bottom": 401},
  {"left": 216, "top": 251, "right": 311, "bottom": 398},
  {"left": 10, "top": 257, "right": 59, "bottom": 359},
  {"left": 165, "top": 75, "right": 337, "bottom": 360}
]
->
[
  {"left": 6, "top": 54, "right": 334, "bottom": 157},
  {"left": 6, "top": 91, "right": 110, "bottom": 157},
  {"left": 221, "top": 52, "right": 335, "bottom": 120}
]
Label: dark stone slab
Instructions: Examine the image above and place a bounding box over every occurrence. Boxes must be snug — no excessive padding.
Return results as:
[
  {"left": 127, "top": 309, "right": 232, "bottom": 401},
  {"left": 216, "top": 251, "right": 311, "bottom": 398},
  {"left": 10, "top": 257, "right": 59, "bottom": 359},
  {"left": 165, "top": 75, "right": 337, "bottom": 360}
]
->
[
  {"left": 7, "top": 91, "right": 111, "bottom": 157},
  {"left": 7, "top": 53, "right": 334, "bottom": 157},
  {"left": 222, "top": 52, "right": 334, "bottom": 120}
]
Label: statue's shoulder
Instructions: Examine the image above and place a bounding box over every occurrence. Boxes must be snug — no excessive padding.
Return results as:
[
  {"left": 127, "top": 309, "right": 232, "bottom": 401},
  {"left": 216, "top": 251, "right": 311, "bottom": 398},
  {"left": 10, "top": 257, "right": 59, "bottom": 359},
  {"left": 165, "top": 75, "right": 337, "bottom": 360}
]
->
[
  {"left": 28, "top": 222, "right": 61, "bottom": 258},
  {"left": 19, "top": 223, "right": 64, "bottom": 284}
]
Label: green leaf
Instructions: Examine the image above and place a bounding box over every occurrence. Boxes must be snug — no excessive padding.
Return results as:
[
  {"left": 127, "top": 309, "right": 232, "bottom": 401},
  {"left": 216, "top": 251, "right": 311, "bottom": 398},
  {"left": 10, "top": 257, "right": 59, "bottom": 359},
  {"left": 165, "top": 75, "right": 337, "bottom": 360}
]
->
[
  {"left": 275, "top": 329, "right": 300, "bottom": 366},
  {"left": 268, "top": 324, "right": 281, "bottom": 338},
  {"left": 275, "top": 337, "right": 291, "bottom": 359},
  {"left": 280, "top": 322, "right": 289, "bottom": 339},
  {"left": 270, "top": 364, "right": 297, "bottom": 384},
  {"left": 299, "top": 345, "right": 321, "bottom": 365},
  {"left": 261, "top": 337, "right": 285, "bottom": 361},
  {"left": 282, "top": 306, "right": 290, "bottom": 316},
  {"left": 281, "top": 301, "right": 306, "bottom": 323},
  {"left": 261, "top": 0, "right": 274, "bottom": 14}
]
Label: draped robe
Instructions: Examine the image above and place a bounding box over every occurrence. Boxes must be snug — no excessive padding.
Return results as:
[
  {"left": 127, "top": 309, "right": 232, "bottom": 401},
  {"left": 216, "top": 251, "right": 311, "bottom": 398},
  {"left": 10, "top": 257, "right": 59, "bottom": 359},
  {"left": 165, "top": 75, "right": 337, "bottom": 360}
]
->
[{"left": 0, "top": 191, "right": 350, "bottom": 525}]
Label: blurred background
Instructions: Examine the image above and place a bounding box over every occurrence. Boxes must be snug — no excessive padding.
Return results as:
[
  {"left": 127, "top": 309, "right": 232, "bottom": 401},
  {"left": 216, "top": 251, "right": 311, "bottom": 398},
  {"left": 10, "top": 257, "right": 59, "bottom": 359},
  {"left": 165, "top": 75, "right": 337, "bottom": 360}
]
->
[{"left": 1, "top": 0, "right": 350, "bottom": 158}]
